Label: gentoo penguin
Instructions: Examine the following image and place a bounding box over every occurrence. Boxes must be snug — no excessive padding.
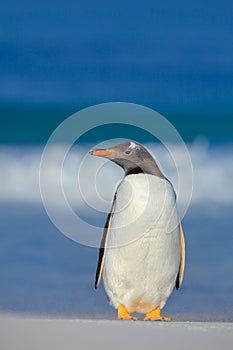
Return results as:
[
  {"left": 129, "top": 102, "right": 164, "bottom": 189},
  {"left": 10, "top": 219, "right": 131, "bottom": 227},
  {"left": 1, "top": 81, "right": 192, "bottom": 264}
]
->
[{"left": 90, "top": 141, "right": 185, "bottom": 321}]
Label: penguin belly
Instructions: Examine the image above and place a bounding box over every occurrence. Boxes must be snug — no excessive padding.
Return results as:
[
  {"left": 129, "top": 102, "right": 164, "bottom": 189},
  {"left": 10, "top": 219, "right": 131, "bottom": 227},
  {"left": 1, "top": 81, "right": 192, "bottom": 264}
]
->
[{"left": 102, "top": 174, "right": 180, "bottom": 314}]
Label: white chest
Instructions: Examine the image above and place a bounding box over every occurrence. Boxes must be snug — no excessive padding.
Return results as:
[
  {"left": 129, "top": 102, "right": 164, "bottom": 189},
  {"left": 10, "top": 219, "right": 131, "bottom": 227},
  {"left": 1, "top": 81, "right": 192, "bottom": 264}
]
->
[
  {"left": 103, "top": 174, "right": 180, "bottom": 313},
  {"left": 108, "top": 174, "right": 178, "bottom": 247}
]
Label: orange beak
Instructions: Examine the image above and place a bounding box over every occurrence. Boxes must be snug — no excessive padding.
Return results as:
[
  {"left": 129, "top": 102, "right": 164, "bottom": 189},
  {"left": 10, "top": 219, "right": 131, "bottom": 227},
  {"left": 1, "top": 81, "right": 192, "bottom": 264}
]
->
[{"left": 90, "top": 149, "right": 116, "bottom": 157}]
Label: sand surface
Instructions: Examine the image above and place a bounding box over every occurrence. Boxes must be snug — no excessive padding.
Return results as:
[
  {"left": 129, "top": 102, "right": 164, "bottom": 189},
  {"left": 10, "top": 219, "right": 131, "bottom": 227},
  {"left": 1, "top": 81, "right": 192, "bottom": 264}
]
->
[{"left": 1, "top": 315, "right": 233, "bottom": 350}]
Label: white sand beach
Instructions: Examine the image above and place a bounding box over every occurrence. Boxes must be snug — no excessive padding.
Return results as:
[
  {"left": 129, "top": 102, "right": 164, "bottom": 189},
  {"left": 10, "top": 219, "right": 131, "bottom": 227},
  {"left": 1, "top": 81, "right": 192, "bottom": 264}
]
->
[{"left": 1, "top": 315, "right": 233, "bottom": 350}]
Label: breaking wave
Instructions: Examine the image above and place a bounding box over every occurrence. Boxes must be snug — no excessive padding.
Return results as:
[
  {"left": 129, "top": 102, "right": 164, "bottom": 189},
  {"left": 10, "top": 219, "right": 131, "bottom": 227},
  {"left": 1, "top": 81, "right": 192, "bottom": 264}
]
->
[{"left": 0, "top": 141, "right": 232, "bottom": 210}]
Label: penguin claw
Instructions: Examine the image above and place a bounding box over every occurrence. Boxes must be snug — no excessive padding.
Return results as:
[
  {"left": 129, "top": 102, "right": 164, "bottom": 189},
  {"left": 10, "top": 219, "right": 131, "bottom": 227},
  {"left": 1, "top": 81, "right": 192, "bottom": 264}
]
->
[
  {"left": 119, "top": 315, "right": 139, "bottom": 321},
  {"left": 144, "top": 316, "right": 171, "bottom": 321}
]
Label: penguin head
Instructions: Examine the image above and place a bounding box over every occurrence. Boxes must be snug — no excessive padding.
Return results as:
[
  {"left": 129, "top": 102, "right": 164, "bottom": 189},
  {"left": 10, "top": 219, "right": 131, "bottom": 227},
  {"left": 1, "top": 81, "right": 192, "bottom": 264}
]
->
[{"left": 90, "top": 141, "right": 164, "bottom": 178}]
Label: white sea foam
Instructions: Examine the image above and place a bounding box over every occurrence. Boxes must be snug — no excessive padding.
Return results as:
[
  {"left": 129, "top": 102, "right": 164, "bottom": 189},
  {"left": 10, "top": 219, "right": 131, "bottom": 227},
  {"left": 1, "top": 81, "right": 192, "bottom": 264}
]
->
[{"left": 0, "top": 141, "right": 232, "bottom": 209}]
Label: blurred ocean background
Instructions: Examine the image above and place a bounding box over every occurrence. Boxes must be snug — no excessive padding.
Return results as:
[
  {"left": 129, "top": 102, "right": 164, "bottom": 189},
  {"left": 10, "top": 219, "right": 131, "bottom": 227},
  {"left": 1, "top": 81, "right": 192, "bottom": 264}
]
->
[{"left": 0, "top": 0, "right": 232, "bottom": 320}]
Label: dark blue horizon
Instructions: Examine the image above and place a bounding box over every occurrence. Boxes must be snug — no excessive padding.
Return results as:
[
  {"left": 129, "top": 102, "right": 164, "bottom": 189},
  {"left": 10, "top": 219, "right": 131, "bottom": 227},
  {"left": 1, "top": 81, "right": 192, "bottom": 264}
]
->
[{"left": 0, "top": 0, "right": 232, "bottom": 127}]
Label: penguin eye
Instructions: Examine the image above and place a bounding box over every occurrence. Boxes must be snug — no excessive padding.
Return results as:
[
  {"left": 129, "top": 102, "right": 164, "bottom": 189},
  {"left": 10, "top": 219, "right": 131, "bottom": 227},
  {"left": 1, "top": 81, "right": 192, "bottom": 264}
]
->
[{"left": 125, "top": 150, "right": 131, "bottom": 154}]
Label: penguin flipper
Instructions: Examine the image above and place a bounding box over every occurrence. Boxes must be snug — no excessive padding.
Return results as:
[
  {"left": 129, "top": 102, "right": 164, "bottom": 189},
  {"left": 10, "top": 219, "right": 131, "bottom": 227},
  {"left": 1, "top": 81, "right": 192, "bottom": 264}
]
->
[
  {"left": 176, "top": 222, "right": 185, "bottom": 290},
  {"left": 95, "top": 194, "right": 116, "bottom": 289}
]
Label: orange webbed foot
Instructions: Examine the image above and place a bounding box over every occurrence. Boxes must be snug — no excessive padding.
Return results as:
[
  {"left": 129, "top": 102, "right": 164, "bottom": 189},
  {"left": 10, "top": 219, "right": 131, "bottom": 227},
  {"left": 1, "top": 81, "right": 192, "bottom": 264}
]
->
[
  {"left": 118, "top": 304, "right": 138, "bottom": 321},
  {"left": 143, "top": 306, "right": 171, "bottom": 321}
]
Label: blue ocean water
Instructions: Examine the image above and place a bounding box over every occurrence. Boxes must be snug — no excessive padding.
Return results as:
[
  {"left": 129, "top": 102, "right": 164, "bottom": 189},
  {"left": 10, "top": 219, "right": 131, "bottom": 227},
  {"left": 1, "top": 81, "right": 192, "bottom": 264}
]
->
[
  {"left": 0, "top": 143, "right": 233, "bottom": 320},
  {"left": 0, "top": 0, "right": 233, "bottom": 114},
  {"left": 0, "top": 201, "right": 232, "bottom": 321},
  {"left": 0, "top": 0, "right": 232, "bottom": 320}
]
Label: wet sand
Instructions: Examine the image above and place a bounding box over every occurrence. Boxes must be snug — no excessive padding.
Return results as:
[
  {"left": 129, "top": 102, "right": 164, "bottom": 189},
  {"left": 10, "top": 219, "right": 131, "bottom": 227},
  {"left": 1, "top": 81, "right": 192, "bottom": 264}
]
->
[{"left": 1, "top": 315, "right": 233, "bottom": 350}]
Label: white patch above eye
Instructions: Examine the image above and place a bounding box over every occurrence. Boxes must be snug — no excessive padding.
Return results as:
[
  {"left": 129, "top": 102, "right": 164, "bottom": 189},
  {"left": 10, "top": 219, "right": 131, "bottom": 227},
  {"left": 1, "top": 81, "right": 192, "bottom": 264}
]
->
[{"left": 129, "top": 142, "right": 137, "bottom": 149}]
